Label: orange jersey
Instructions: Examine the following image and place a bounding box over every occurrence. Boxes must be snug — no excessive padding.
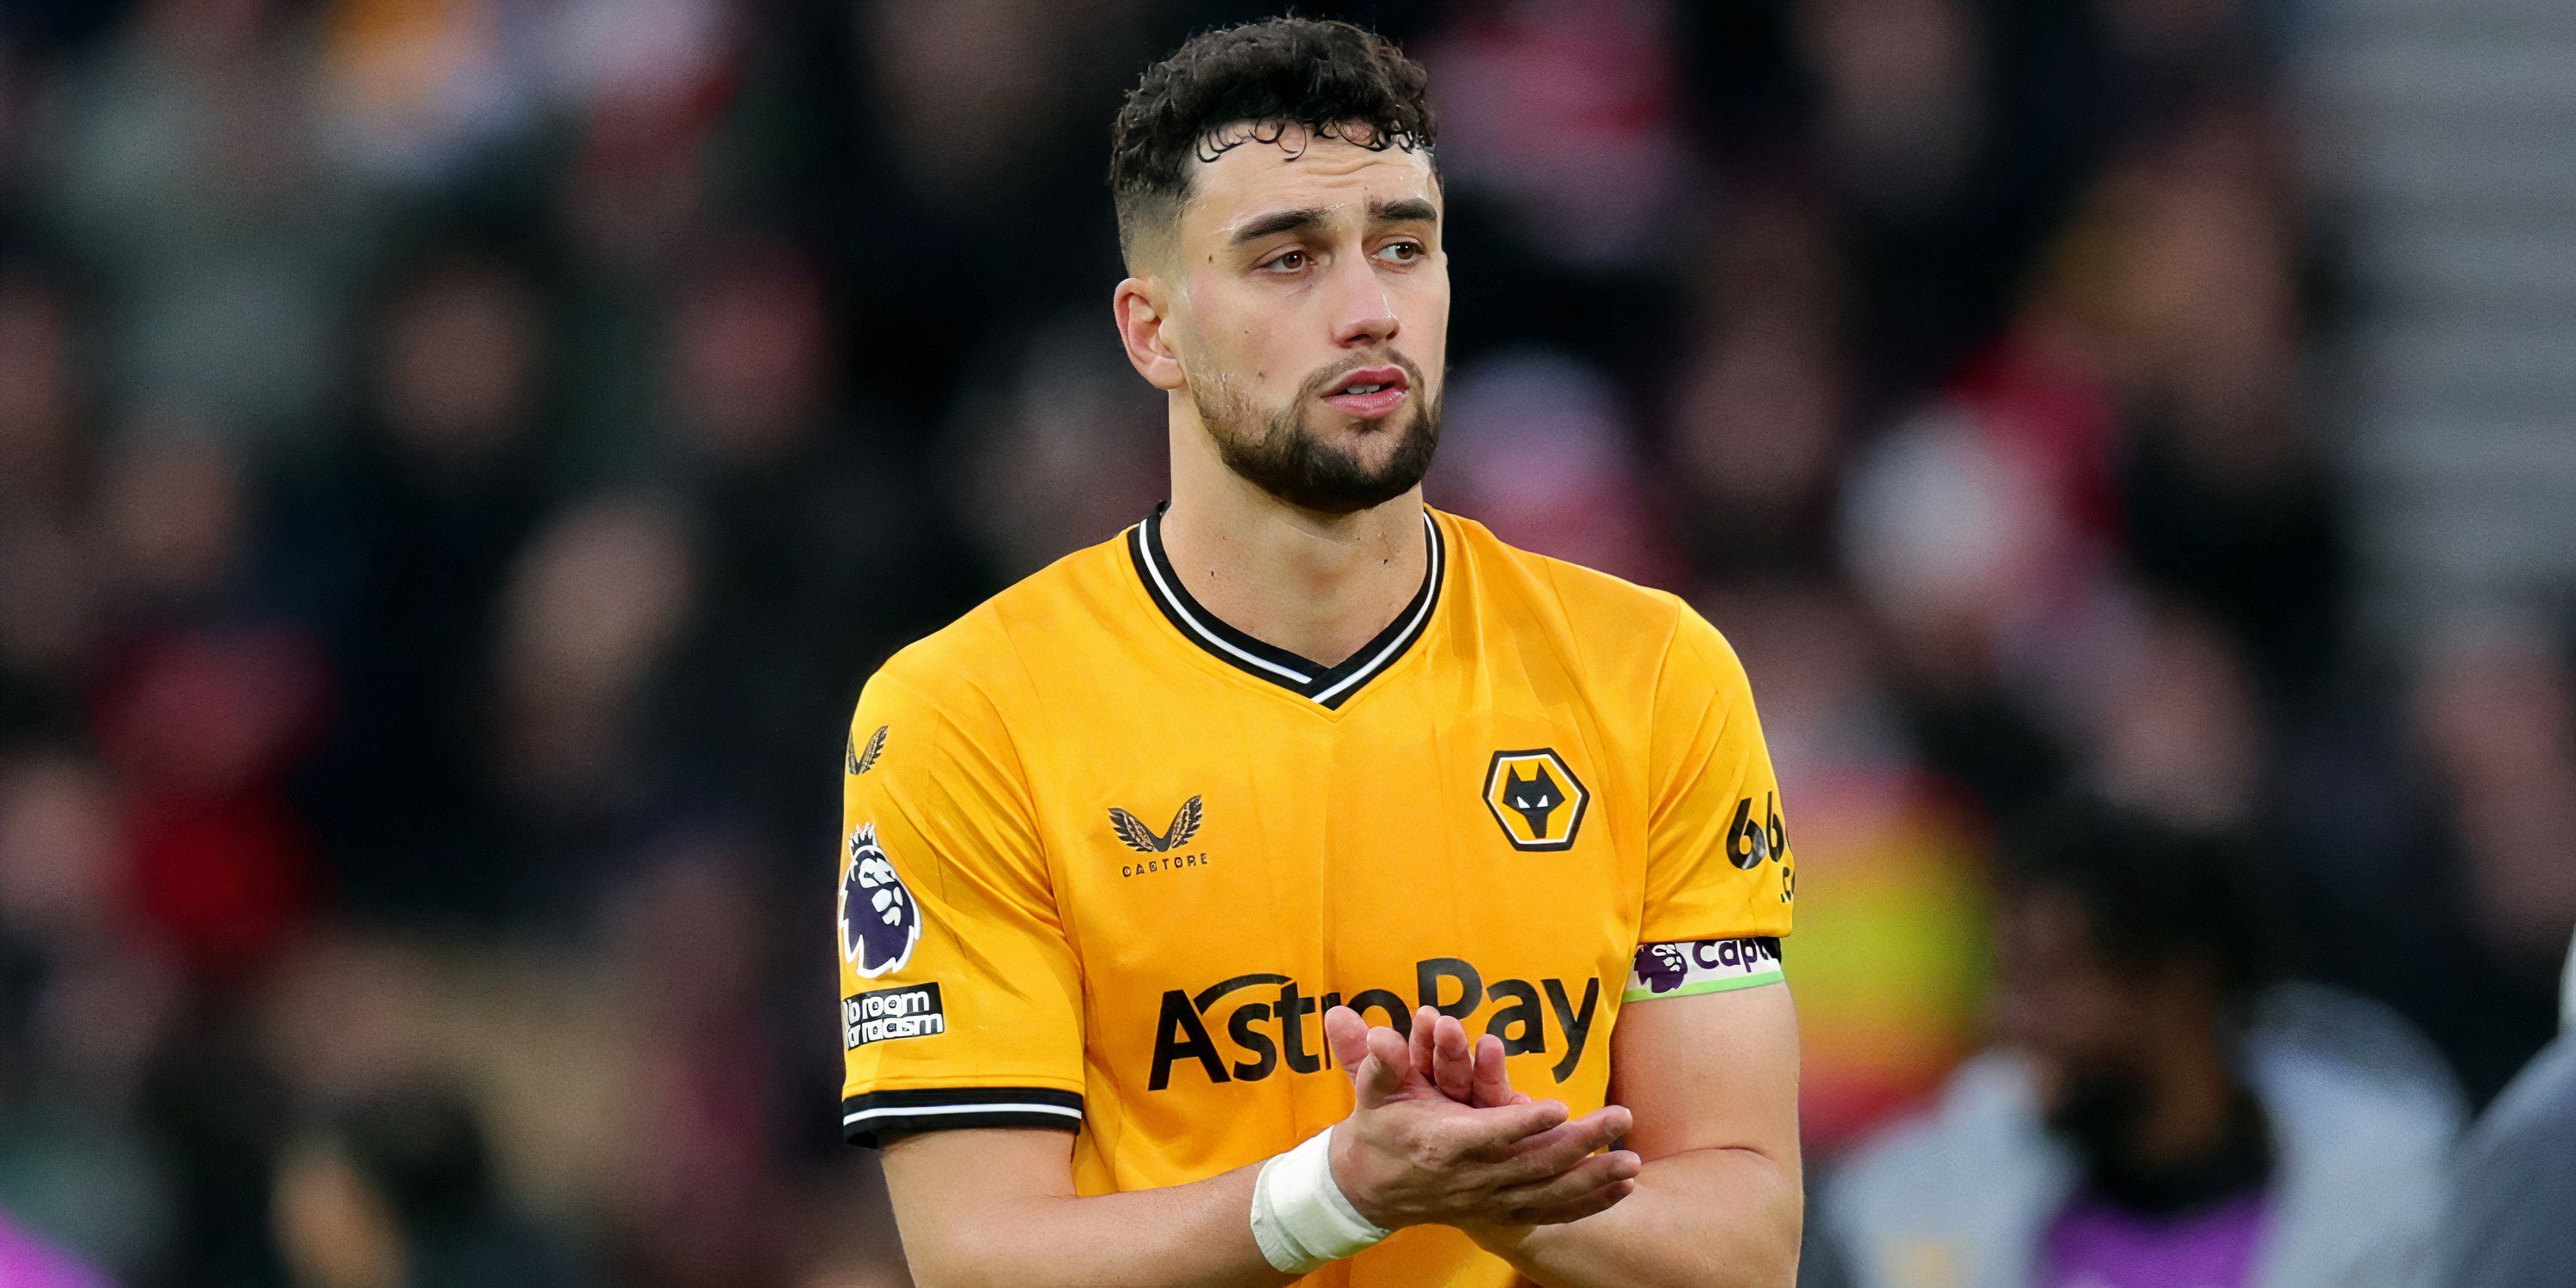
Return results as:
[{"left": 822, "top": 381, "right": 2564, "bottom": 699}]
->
[{"left": 836, "top": 506, "right": 1794, "bottom": 1286}]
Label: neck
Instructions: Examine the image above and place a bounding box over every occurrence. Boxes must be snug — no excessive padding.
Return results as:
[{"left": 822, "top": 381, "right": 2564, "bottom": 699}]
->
[
  {"left": 1159, "top": 404, "right": 1427, "bottom": 668},
  {"left": 2128, "top": 1028, "right": 2245, "bottom": 1170},
  {"left": 2088, "top": 1029, "right": 2270, "bottom": 1212}
]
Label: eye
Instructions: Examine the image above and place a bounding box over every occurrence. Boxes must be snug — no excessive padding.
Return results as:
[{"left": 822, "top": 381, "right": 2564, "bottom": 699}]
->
[
  {"left": 1261, "top": 248, "right": 1309, "bottom": 273},
  {"left": 1376, "top": 240, "right": 1424, "bottom": 263}
]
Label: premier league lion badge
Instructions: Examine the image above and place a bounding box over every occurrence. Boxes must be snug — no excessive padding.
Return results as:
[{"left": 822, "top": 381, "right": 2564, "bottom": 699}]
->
[
  {"left": 840, "top": 823, "right": 921, "bottom": 977},
  {"left": 1636, "top": 943, "right": 1693, "bottom": 995}
]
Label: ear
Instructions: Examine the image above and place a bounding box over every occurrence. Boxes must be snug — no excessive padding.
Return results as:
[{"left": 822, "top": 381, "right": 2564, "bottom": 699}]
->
[{"left": 1112, "top": 275, "right": 1188, "bottom": 392}]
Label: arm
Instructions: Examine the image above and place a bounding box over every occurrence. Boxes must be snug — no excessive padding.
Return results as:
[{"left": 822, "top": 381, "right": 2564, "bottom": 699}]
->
[
  {"left": 879, "top": 1009, "right": 1638, "bottom": 1288},
  {"left": 881, "top": 1129, "right": 1289, "bottom": 1288},
  {"left": 1470, "top": 982, "right": 1803, "bottom": 1287},
  {"left": 1461, "top": 599, "right": 1801, "bottom": 1285}
]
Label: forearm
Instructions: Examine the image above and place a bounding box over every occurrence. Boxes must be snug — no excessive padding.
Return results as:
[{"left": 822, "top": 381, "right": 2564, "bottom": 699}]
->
[
  {"left": 1473, "top": 1146, "right": 1801, "bottom": 1288},
  {"left": 889, "top": 1155, "right": 1294, "bottom": 1288}
]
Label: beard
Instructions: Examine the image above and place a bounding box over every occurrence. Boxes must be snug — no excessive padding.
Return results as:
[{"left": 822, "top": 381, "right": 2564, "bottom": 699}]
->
[
  {"left": 1190, "top": 353, "right": 1441, "bottom": 514},
  {"left": 2043, "top": 1058, "right": 2273, "bottom": 1211},
  {"left": 2040, "top": 1066, "right": 2143, "bottom": 1159},
  {"left": 2044, "top": 1066, "right": 2154, "bottom": 1176}
]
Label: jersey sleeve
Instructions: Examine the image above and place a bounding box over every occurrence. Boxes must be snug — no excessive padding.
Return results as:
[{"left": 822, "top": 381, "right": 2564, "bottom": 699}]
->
[
  {"left": 1631, "top": 601, "right": 1795, "bottom": 999},
  {"left": 835, "top": 667, "right": 1084, "bottom": 1145}
]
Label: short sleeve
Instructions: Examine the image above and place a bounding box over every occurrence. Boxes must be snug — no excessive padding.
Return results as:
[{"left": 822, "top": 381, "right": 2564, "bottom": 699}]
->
[
  {"left": 835, "top": 668, "right": 1084, "bottom": 1145},
  {"left": 1637, "top": 601, "right": 1795, "bottom": 949}
]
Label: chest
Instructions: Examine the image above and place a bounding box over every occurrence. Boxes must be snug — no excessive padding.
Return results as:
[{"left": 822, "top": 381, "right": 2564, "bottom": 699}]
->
[
  {"left": 2038, "top": 1194, "right": 2273, "bottom": 1288},
  {"left": 1015, "top": 670, "right": 1650, "bottom": 1091}
]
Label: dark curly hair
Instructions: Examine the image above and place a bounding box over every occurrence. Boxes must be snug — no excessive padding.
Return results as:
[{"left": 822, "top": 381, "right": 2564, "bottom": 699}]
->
[
  {"left": 1109, "top": 16, "right": 1436, "bottom": 264},
  {"left": 1996, "top": 795, "right": 2279, "bottom": 1005}
]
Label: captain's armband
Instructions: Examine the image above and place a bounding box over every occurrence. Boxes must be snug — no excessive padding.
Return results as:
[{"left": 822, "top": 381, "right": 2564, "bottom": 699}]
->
[{"left": 1625, "top": 937, "right": 1783, "bottom": 1003}]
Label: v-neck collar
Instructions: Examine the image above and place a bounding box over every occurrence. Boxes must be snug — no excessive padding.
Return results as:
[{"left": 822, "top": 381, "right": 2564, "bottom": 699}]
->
[{"left": 1127, "top": 503, "right": 1445, "bottom": 710}]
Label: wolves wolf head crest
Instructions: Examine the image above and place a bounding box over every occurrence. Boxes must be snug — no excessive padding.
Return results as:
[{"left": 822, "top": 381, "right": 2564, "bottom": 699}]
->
[{"left": 1504, "top": 764, "right": 1562, "bottom": 835}]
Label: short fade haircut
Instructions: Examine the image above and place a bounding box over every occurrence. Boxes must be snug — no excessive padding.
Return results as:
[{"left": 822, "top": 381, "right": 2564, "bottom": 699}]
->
[{"left": 1108, "top": 16, "right": 1437, "bottom": 266}]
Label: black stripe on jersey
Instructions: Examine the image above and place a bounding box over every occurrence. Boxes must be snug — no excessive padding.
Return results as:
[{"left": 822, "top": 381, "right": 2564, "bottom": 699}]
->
[
  {"left": 1128, "top": 504, "right": 1444, "bottom": 710},
  {"left": 841, "top": 1086, "right": 1084, "bottom": 1147}
]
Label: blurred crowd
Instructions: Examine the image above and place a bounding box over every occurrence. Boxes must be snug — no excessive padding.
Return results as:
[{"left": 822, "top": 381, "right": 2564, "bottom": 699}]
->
[{"left": 0, "top": 1, "right": 2570, "bottom": 1286}]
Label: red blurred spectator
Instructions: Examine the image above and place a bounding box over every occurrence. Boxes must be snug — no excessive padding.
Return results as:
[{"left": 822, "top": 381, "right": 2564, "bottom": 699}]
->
[{"left": 88, "top": 431, "right": 325, "bottom": 979}]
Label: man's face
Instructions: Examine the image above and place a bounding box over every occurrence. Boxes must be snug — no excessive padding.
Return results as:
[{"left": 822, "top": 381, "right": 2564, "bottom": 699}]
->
[
  {"left": 1149, "top": 122, "right": 1449, "bottom": 513},
  {"left": 1987, "top": 889, "right": 2177, "bottom": 1153}
]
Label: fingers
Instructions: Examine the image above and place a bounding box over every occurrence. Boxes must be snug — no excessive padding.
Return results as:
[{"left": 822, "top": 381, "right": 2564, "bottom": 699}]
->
[
  {"left": 1360, "top": 1024, "right": 1413, "bottom": 1101},
  {"left": 1409, "top": 1005, "right": 1439, "bottom": 1088},
  {"left": 1431, "top": 1014, "right": 1475, "bottom": 1103},
  {"left": 1414, "top": 1011, "right": 1509, "bottom": 1109},
  {"left": 1487, "top": 1148, "right": 1643, "bottom": 1217},
  {"left": 1324, "top": 1005, "right": 1370, "bottom": 1072},
  {"left": 1480, "top": 1105, "right": 1633, "bottom": 1182},
  {"left": 1445, "top": 1096, "right": 1571, "bottom": 1156},
  {"left": 1329, "top": 1006, "right": 1413, "bottom": 1105},
  {"left": 1508, "top": 1176, "right": 1639, "bottom": 1227},
  {"left": 1591, "top": 1103, "right": 1633, "bottom": 1140},
  {"left": 1470, "top": 1032, "right": 1513, "bottom": 1109}
]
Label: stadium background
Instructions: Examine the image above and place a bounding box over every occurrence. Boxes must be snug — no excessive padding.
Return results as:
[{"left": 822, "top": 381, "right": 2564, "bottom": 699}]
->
[{"left": 0, "top": 0, "right": 2568, "bottom": 1284}]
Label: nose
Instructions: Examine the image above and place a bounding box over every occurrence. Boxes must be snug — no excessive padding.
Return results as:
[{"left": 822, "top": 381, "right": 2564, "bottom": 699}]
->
[{"left": 1327, "top": 253, "right": 1399, "bottom": 349}]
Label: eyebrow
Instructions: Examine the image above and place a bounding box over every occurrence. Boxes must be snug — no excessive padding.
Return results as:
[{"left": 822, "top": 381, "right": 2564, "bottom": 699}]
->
[
  {"left": 1375, "top": 197, "right": 1438, "bottom": 225},
  {"left": 1228, "top": 207, "right": 1327, "bottom": 245},
  {"left": 1226, "top": 196, "right": 1440, "bottom": 246}
]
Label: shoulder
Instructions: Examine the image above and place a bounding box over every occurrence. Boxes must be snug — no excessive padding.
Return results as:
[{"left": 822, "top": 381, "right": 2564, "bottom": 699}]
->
[
  {"left": 2246, "top": 983, "right": 2466, "bottom": 1151},
  {"left": 2236, "top": 990, "right": 2464, "bottom": 1272},
  {"left": 861, "top": 527, "right": 1136, "bottom": 730},
  {"left": 1443, "top": 510, "right": 1693, "bottom": 635},
  {"left": 1832, "top": 1054, "right": 2055, "bottom": 1199},
  {"left": 1820, "top": 1055, "right": 2067, "bottom": 1266},
  {"left": 1438, "top": 510, "right": 1744, "bottom": 690}
]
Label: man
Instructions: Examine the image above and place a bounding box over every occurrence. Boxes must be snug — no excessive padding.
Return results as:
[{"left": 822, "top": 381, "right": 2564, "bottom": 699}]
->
[
  {"left": 835, "top": 18, "right": 1801, "bottom": 1286},
  {"left": 1809, "top": 798, "right": 2459, "bottom": 1288}
]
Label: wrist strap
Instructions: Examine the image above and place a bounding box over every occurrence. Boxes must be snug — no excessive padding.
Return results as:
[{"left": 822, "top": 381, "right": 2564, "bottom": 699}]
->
[{"left": 1249, "top": 1127, "right": 1392, "bottom": 1273}]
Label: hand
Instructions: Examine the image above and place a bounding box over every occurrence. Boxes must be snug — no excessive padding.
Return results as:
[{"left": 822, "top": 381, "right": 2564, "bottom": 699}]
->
[
  {"left": 1404, "top": 1005, "right": 1533, "bottom": 1109},
  {"left": 1400, "top": 1005, "right": 1639, "bottom": 1253},
  {"left": 1321, "top": 1005, "right": 1641, "bottom": 1231}
]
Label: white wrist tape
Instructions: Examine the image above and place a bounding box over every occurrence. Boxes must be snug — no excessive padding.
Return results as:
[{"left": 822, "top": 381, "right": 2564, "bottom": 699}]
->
[{"left": 1249, "top": 1127, "right": 1391, "bottom": 1273}]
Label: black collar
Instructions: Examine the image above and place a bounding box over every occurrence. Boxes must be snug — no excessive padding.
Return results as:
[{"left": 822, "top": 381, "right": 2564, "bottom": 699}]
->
[{"left": 1127, "top": 504, "right": 1444, "bottom": 710}]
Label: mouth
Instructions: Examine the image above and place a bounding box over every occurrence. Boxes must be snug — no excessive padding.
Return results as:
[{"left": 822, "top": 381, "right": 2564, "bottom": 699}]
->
[{"left": 1319, "top": 364, "right": 1411, "bottom": 421}]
